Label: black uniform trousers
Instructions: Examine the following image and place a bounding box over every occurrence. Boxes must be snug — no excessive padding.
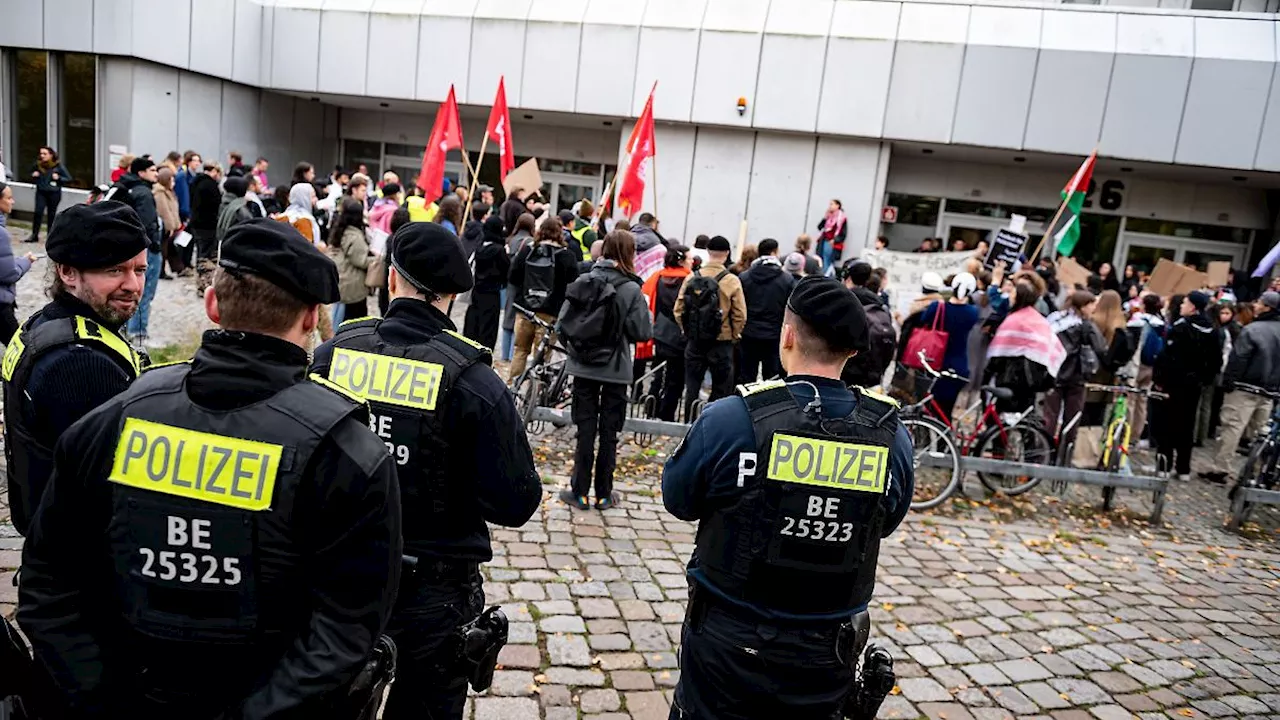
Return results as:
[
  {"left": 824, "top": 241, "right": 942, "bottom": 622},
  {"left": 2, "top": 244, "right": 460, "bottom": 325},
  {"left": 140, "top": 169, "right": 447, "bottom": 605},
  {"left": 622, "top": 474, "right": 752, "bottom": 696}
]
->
[
  {"left": 684, "top": 341, "right": 734, "bottom": 421},
  {"left": 1155, "top": 384, "right": 1201, "bottom": 476},
  {"left": 31, "top": 190, "right": 60, "bottom": 242},
  {"left": 571, "top": 378, "right": 629, "bottom": 499},
  {"left": 383, "top": 563, "right": 484, "bottom": 720},
  {"left": 462, "top": 290, "right": 502, "bottom": 351},
  {"left": 671, "top": 598, "right": 853, "bottom": 720},
  {"left": 736, "top": 336, "right": 782, "bottom": 385}
]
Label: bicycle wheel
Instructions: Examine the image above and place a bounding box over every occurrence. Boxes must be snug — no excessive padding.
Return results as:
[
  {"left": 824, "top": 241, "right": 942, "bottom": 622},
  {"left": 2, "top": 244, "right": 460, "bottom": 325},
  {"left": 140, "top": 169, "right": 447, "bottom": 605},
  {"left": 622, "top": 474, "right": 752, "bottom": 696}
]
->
[
  {"left": 1233, "top": 439, "right": 1273, "bottom": 525},
  {"left": 1100, "top": 421, "right": 1125, "bottom": 508},
  {"left": 975, "top": 421, "right": 1053, "bottom": 496},
  {"left": 902, "top": 415, "right": 961, "bottom": 511},
  {"left": 518, "top": 376, "right": 543, "bottom": 429}
]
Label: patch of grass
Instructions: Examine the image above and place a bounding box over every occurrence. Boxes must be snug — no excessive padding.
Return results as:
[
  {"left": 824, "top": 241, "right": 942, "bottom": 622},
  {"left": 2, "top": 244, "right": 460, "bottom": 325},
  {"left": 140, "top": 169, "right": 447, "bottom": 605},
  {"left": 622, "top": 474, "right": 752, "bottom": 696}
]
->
[
  {"left": 147, "top": 341, "right": 199, "bottom": 366},
  {"left": 1054, "top": 530, "right": 1080, "bottom": 543},
  {"left": 1086, "top": 536, "right": 1108, "bottom": 547},
  {"left": 541, "top": 475, "right": 558, "bottom": 486},
  {"left": 632, "top": 488, "right": 658, "bottom": 498}
]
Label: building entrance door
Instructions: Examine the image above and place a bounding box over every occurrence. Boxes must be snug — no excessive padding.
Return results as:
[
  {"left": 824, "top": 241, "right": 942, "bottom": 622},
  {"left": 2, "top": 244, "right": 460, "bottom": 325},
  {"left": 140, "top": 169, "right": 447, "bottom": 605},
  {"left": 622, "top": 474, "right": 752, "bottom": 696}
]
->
[
  {"left": 541, "top": 172, "right": 602, "bottom": 216},
  {"left": 1115, "top": 232, "right": 1246, "bottom": 274},
  {"left": 940, "top": 214, "right": 1046, "bottom": 255}
]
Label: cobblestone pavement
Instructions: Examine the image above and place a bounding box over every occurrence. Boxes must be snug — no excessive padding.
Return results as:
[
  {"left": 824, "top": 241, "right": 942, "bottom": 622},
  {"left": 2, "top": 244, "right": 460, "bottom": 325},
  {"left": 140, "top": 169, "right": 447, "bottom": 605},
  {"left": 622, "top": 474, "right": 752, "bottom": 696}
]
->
[{"left": 2, "top": 221, "right": 1279, "bottom": 719}]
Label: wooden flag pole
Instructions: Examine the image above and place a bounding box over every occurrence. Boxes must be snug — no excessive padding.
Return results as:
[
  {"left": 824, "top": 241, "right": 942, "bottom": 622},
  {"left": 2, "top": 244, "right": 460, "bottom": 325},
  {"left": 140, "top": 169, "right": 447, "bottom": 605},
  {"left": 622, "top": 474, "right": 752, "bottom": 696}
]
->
[
  {"left": 459, "top": 134, "right": 491, "bottom": 228},
  {"left": 1028, "top": 196, "right": 1069, "bottom": 264}
]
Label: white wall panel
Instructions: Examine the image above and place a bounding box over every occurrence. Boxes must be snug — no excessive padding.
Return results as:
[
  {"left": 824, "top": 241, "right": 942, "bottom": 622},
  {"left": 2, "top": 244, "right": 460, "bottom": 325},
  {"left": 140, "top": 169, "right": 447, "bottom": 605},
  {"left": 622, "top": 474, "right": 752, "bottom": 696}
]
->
[
  {"left": 317, "top": 11, "right": 369, "bottom": 95},
  {"left": 1040, "top": 10, "right": 1116, "bottom": 54},
  {"left": 416, "top": 15, "right": 471, "bottom": 102},
  {"left": 1099, "top": 54, "right": 1191, "bottom": 163},
  {"left": 817, "top": 38, "right": 892, "bottom": 137},
  {"left": 754, "top": 33, "right": 825, "bottom": 132},
  {"left": 643, "top": 0, "right": 705, "bottom": 30},
  {"left": 468, "top": 19, "right": 526, "bottom": 106},
  {"left": 1115, "top": 14, "right": 1193, "bottom": 57},
  {"left": 98, "top": 58, "right": 135, "bottom": 168},
  {"left": 366, "top": 11, "right": 420, "bottom": 99},
  {"left": 685, "top": 128, "right": 755, "bottom": 241},
  {"left": 807, "top": 138, "right": 885, "bottom": 253},
  {"left": 129, "top": 63, "right": 180, "bottom": 157},
  {"left": 691, "top": 31, "right": 762, "bottom": 127},
  {"left": 576, "top": 23, "right": 638, "bottom": 116},
  {"left": 232, "top": 0, "right": 265, "bottom": 85},
  {"left": 258, "top": 3, "right": 275, "bottom": 88},
  {"left": 585, "top": 0, "right": 644, "bottom": 26},
  {"left": 94, "top": 0, "right": 133, "bottom": 55},
  {"left": 1253, "top": 61, "right": 1280, "bottom": 171},
  {"left": 1176, "top": 59, "right": 1273, "bottom": 170},
  {"left": 177, "top": 73, "right": 223, "bottom": 162},
  {"left": 521, "top": 22, "right": 580, "bottom": 112},
  {"left": 952, "top": 46, "right": 1037, "bottom": 150},
  {"left": 43, "top": 0, "right": 94, "bottom": 53},
  {"left": 220, "top": 82, "right": 262, "bottom": 164},
  {"left": 133, "top": 0, "right": 191, "bottom": 69},
  {"left": 967, "top": 6, "right": 1040, "bottom": 50},
  {"left": 0, "top": 0, "right": 44, "bottom": 49},
  {"left": 616, "top": 121, "right": 696, "bottom": 240},
  {"left": 189, "top": 0, "right": 234, "bottom": 79},
  {"left": 897, "top": 3, "right": 969, "bottom": 44},
  {"left": 634, "top": 27, "right": 699, "bottom": 121},
  {"left": 270, "top": 7, "right": 321, "bottom": 91},
  {"left": 1024, "top": 50, "right": 1112, "bottom": 156},
  {"left": 746, "top": 133, "right": 815, "bottom": 249},
  {"left": 883, "top": 42, "right": 964, "bottom": 143},
  {"left": 829, "top": 0, "right": 898, "bottom": 41}
]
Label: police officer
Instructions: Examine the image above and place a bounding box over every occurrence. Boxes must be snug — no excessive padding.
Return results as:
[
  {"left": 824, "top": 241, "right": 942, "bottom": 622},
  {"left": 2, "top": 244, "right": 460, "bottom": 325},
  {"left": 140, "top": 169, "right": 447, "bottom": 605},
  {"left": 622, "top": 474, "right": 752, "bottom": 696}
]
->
[
  {"left": 18, "top": 219, "right": 402, "bottom": 719},
  {"left": 662, "top": 276, "right": 915, "bottom": 719},
  {"left": 312, "top": 221, "right": 541, "bottom": 719},
  {"left": 3, "top": 202, "right": 149, "bottom": 536}
]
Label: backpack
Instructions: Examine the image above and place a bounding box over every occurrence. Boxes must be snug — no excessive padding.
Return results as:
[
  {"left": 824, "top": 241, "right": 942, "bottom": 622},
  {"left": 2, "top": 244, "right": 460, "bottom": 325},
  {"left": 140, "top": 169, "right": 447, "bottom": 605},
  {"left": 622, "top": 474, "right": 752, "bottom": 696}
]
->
[
  {"left": 863, "top": 303, "right": 898, "bottom": 378},
  {"left": 1139, "top": 322, "right": 1165, "bottom": 366},
  {"left": 522, "top": 244, "right": 558, "bottom": 313},
  {"left": 682, "top": 270, "right": 728, "bottom": 348},
  {"left": 559, "top": 273, "right": 627, "bottom": 366}
]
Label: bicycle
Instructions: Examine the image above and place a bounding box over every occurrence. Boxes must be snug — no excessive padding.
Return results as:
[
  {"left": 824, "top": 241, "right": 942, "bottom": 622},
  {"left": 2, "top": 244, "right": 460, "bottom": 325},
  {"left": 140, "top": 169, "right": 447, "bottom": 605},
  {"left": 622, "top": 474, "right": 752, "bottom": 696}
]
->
[
  {"left": 510, "top": 304, "right": 572, "bottom": 432},
  {"left": 1228, "top": 383, "right": 1280, "bottom": 525},
  {"left": 1050, "top": 383, "right": 1168, "bottom": 502},
  {"left": 900, "top": 353, "right": 1054, "bottom": 507}
]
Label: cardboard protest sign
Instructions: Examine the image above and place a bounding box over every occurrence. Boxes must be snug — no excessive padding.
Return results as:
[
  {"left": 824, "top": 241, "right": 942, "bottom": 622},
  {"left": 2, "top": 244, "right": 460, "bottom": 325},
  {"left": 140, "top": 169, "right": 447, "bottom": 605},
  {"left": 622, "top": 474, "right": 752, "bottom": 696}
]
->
[
  {"left": 1206, "top": 261, "right": 1230, "bottom": 288},
  {"left": 860, "top": 249, "right": 972, "bottom": 317},
  {"left": 983, "top": 228, "right": 1028, "bottom": 269},
  {"left": 503, "top": 158, "right": 542, "bottom": 198},
  {"left": 1147, "top": 258, "right": 1210, "bottom": 296},
  {"left": 1056, "top": 256, "right": 1091, "bottom": 289}
]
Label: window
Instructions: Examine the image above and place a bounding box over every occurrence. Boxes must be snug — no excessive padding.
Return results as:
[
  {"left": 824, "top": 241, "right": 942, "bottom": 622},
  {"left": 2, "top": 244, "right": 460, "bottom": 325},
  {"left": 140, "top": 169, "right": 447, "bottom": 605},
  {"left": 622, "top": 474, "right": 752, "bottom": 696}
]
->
[
  {"left": 15, "top": 51, "right": 48, "bottom": 177},
  {"left": 1189, "top": 0, "right": 1234, "bottom": 9},
  {"left": 342, "top": 140, "right": 381, "bottom": 180},
  {"left": 60, "top": 53, "right": 94, "bottom": 190},
  {"left": 1124, "top": 217, "right": 1252, "bottom": 244},
  {"left": 943, "top": 199, "right": 1055, "bottom": 226}
]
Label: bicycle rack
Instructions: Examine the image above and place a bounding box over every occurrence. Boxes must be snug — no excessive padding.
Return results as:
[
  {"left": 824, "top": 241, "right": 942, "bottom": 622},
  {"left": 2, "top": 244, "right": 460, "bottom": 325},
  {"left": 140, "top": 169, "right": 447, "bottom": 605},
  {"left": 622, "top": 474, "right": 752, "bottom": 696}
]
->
[
  {"left": 629, "top": 362, "right": 667, "bottom": 448},
  {"left": 1227, "top": 486, "right": 1280, "bottom": 531}
]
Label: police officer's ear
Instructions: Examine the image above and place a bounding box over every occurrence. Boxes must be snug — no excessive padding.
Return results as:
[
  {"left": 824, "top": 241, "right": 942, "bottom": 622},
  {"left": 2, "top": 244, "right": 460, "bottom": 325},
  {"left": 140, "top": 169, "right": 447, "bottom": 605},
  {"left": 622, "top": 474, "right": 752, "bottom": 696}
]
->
[
  {"left": 204, "top": 284, "right": 221, "bottom": 325},
  {"left": 779, "top": 320, "right": 797, "bottom": 351},
  {"left": 300, "top": 305, "right": 320, "bottom": 336}
]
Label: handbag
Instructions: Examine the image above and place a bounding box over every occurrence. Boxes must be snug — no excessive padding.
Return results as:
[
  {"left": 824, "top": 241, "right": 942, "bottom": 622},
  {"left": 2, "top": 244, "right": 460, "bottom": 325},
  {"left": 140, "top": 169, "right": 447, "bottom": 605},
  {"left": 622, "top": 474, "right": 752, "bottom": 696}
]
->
[
  {"left": 365, "top": 254, "right": 386, "bottom": 289},
  {"left": 902, "top": 302, "right": 950, "bottom": 372}
]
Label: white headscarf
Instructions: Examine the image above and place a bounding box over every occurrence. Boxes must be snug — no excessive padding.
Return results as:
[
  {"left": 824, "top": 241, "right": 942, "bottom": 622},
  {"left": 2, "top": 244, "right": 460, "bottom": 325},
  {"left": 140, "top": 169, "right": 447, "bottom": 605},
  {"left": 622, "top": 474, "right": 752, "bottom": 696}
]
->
[{"left": 277, "top": 183, "right": 318, "bottom": 244}]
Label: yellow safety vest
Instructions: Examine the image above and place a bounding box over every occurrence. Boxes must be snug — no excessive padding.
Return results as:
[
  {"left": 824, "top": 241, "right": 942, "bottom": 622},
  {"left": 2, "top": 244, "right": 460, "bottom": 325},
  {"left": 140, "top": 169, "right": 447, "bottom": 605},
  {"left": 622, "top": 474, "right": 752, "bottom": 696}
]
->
[{"left": 571, "top": 224, "right": 592, "bottom": 261}]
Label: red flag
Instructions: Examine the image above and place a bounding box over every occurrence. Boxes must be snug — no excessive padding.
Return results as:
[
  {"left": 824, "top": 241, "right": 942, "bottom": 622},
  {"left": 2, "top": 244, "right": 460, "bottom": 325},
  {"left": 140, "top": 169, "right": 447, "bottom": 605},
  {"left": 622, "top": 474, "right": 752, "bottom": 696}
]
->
[
  {"left": 486, "top": 77, "right": 515, "bottom": 182},
  {"left": 417, "top": 86, "right": 464, "bottom": 199},
  {"left": 617, "top": 88, "right": 655, "bottom": 218}
]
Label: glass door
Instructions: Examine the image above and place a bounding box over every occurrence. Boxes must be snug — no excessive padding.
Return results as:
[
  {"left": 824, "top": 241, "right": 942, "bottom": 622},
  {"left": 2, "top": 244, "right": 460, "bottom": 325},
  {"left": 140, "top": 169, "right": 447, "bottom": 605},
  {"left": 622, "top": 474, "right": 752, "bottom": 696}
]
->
[
  {"left": 940, "top": 214, "right": 1045, "bottom": 255},
  {"left": 1116, "top": 232, "right": 1246, "bottom": 274},
  {"left": 542, "top": 171, "right": 602, "bottom": 215}
]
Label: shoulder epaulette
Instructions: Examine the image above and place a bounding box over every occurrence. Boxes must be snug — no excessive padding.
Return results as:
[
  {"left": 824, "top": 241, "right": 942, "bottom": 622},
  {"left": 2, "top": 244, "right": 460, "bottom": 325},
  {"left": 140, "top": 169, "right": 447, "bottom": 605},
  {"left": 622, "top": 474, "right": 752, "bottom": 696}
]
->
[
  {"left": 308, "top": 372, "right": 367, "bottom": 407},
  {"left": 736, "top": 379, "right": 786, "bottom": 397}
]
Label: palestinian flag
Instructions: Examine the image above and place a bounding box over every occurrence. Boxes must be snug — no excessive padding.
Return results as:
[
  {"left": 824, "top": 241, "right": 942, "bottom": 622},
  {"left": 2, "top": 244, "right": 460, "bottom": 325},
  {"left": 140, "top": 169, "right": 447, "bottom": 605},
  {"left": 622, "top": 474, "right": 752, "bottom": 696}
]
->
[{"left": 1049, "top": 151, "right": 1096, "bottom": 257}]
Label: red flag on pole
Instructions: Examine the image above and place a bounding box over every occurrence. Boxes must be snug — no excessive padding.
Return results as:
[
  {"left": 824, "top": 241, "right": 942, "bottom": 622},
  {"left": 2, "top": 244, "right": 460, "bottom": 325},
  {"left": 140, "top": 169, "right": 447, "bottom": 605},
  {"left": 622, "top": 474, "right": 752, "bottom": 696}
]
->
[
  {"left": 486, "top": 77, "right": 515, "bottom": 182},
  {"left": 617, "top": 87, "right": 655, "bottom": 218},
  {"left": 417, "top": 85, "right": 464, "bottom": 199}
]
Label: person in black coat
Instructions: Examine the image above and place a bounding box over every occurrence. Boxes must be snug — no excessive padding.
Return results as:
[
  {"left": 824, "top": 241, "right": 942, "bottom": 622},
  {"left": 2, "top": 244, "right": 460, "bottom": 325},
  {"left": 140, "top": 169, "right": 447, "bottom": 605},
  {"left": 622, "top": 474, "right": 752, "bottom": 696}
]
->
[
  {"left": 736, "top": 239, "right": 793, "bottom": 384},
  {"left": 27, "top": 146, "right": 72, "bottom": 244},
  {"left": 1152, "top": 290, "right": 1223, "bottom": 478},
  {"left": 464, "top": 216, "right": 512, "bottom": 350}
]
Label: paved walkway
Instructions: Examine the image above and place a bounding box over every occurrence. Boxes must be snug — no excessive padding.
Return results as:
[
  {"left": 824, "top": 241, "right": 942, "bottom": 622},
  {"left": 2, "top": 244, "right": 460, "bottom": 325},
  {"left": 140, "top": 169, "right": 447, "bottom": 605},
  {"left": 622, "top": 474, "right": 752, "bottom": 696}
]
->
[{"left": 2, "top": 221, "right": 1278, "bottom": 720}]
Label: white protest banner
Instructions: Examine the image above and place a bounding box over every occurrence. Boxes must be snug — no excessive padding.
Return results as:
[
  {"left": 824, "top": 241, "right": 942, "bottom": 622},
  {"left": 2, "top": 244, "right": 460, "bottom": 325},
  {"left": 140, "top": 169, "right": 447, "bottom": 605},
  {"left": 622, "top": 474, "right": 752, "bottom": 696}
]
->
[{"left": 859, "top": 249, "right": 973, "bottom": 318}]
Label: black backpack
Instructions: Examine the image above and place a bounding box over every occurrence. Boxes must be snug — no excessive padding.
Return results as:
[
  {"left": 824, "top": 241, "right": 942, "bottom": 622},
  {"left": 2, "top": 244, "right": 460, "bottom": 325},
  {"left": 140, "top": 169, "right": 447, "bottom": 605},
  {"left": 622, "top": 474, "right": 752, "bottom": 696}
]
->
[
  {"left": 559, "top": 274, "right": 628, "bottom": 365},
  {"left": 863, "top": 303, "right": 898, "bottom": 378},
  {"left": 682, "top": 270, "right": 728, "bottom": 348},
  {"left": 522, "top": 244, "right": 558, "bottom": 313}
]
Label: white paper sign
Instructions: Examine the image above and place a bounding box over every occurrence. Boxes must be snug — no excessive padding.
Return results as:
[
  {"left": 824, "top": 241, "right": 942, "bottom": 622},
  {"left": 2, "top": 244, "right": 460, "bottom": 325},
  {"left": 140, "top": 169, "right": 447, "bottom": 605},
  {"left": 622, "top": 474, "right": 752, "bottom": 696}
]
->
[
  {"left": 858, "top": 249, "right": 973, "bottom": 318},
  {"left": 174, "top": 230, "right": 193, "bottom": 248},
  {"left": 368, "top": 228, "right": 389, "bottom": 257}
]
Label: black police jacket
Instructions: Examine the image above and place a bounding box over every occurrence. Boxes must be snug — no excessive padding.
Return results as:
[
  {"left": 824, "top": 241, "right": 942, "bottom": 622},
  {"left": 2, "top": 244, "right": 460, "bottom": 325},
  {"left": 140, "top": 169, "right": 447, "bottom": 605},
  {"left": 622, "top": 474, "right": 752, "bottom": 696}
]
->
[
  {"left": 2, "top": 293, "right": 141, "bottom": 536},
  {"left": 17, "top": 331, "right": 402, "bottom": 719},
  {"left": 312, "top": 298, "right": 541, "bottom": 563}
]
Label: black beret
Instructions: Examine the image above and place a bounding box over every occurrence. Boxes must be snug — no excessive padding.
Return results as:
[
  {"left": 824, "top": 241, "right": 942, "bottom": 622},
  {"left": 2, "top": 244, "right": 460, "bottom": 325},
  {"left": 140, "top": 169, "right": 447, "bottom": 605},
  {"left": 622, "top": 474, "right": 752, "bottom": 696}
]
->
[
  {"left": 223, "top": 176, "right": 249, "bottom": 198},
  {"left": 707, "top": 236, "right": 731, "bottom": 252},
  {"left": 787, "top": 276, "right": 868, "bottom": 353},
  {"left": 390, "top": 222, "right": 473, "bottom": 296},
  {"left": 382, "top": 182, "right": 402, "bottom": 197},
  {"left": 219, "top": 219, "right": 339, "bottom": 305},
  {"left": 47, "top": 201, "right": 149, "bottom": 269},
  {"left": 130, "top": 157, "right": 155, "bottom": 174}
]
